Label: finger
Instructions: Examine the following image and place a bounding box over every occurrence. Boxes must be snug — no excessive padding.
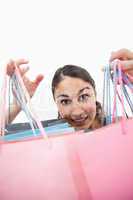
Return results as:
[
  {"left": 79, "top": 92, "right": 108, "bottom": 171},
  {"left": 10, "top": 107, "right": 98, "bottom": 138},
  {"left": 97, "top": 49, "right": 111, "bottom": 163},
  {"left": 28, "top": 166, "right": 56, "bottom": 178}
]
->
[
  {"left": 6, "top": 59, "right": 29, "bottom": 76},
  {"left": 109, "top": 60, "right": 133, "bottom": 73},
  {"left": 15, "top": 59, "right": 29, "bottom": 66},
  {"left": 19, "top": 66, "right": 30, "bottom": 76},
  {"left": 120, "top": 60, "right": 133, "bottom": 72},
  {"left": 109, "top": 49, "right": 128, "bottom": 62},
  {"left": 22, "top": 75, "right": 44, "bottom": 98},
  {"left": 34, "top": 74, "right": 44, "bottom": 85},
  {"left": 6, "top": 59, "right": 16, "bottom": 75},
  {"left": 109, "top": 49, "right": 133, "bottom": 62}
]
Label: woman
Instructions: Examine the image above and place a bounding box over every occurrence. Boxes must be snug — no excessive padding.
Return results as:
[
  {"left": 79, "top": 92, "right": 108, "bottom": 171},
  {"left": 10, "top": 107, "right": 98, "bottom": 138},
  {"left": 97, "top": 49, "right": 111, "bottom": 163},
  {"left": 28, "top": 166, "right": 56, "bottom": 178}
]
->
[
  {"left": 6, "top": 61, "right": 103, "bottom": 130},
  {"left": 51, "top": 65, "right": 103, "bottom": 130},
  {"left": 5, "top": 48, "right": 133, "bottom": 129}
]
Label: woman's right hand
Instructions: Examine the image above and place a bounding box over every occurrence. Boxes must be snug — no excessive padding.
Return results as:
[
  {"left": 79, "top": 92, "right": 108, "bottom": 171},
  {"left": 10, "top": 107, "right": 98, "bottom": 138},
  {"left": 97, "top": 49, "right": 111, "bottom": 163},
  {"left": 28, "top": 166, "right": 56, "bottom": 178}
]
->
[
  {"left": 6, "top": 59, "right": 44, "bottom": 123},
  {"left": 6, "top": 59, "right": 44, "bottom": 98}
]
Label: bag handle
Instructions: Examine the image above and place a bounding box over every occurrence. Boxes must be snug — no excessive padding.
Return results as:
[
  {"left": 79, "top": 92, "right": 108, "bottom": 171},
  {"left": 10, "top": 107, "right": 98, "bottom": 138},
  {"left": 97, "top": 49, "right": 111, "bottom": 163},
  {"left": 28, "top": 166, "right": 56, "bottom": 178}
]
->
[
  {"left": 0, "top": 65, "right": 8, "bottom": 136},
  {"left": 0, "top": 62, "right": 47, "bottom": 139},
  {"left": 103, "top": 59, "right": 132, "bottom": 131}
]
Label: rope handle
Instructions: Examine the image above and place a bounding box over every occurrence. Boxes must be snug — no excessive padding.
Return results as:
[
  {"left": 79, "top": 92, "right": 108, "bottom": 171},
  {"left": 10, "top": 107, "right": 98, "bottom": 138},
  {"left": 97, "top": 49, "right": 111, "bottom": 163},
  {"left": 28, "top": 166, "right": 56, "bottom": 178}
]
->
[{"left": 0, "top": 62, "right": 47, "bottom": 139}]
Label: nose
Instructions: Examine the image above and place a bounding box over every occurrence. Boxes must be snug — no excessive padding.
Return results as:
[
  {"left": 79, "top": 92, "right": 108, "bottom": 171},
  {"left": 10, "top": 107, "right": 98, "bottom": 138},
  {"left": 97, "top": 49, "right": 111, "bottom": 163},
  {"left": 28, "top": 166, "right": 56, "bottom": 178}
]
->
[{"left": 71, "top": 103, "right": 84, "bottom": 120}]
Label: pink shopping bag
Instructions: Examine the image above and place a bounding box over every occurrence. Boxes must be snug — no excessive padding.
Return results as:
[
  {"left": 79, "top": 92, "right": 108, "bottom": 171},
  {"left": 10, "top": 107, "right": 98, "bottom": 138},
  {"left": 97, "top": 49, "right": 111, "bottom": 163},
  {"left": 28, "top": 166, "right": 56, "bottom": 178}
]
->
[{"left": 0, "top": 118, "right": 133, "bottom": 200}]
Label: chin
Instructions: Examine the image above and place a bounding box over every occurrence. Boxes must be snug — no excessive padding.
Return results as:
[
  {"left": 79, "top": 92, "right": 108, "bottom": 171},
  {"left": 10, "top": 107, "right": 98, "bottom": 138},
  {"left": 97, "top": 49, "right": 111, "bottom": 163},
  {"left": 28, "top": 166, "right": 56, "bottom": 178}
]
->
[{"left": 70, "top": 119, "right": 93, "bottom": 130}]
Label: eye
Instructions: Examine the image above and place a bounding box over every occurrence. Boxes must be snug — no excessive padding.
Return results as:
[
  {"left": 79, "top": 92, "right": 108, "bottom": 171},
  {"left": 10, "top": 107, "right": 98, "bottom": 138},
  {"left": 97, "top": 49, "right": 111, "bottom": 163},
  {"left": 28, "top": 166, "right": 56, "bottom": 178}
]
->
[
  {"left": 60, "top": 99, "right": 72, "bottom": 105},
  {"left": 79, "top": 94, "right": 91, "bottom": 102}
]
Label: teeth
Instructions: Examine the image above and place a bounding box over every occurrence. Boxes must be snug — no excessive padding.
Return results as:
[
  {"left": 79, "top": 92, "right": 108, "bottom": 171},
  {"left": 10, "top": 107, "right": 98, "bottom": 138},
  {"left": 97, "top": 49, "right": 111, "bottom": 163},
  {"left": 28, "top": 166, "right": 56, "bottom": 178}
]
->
[
  {"left": 75, "top": 119, "right": 84, "bottom": 122},
  {"left": 72, "top": 116, "right": 88, "bottom": 123}
]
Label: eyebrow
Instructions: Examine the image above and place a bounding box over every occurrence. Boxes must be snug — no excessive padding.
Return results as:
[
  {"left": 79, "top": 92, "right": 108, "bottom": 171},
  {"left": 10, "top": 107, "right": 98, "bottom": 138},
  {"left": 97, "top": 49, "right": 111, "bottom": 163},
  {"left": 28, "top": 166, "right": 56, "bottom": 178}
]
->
[
  {"left": 78, "top": 86, "right": 91, "bottom": 95},
  {"left": 56, "top": 87, "right": 91, "bottom": 99},
  {"left": 57, "top": 94, "right": 69, "bottom": 98}
]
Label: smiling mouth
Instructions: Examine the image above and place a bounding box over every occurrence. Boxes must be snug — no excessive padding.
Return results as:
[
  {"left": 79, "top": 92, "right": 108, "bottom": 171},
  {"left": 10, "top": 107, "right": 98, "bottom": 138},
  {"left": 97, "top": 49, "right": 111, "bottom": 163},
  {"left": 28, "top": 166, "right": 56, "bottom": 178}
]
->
[{"left": 71, "top": 116, "right": 89, "bottom": 125}]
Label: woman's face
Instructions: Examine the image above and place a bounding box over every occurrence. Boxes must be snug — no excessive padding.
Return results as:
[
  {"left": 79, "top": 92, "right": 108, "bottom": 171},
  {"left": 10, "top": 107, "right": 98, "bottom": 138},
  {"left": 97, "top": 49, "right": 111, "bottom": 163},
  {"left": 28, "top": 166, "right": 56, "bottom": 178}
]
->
[{"left": 54, "top": 76, "right": 97, "bottom": 129}]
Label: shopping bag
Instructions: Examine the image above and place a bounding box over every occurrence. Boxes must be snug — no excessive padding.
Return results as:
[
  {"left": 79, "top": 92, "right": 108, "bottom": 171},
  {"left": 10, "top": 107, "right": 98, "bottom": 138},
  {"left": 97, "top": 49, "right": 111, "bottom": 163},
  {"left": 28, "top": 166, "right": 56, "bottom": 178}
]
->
[
  {"left": 0, "top": 118, "right": 133, "bottom": 200},
  {"left": 3, "top": 120, "right": 74, "bottom": 142},
  {"left": 5, "top": 119, "right": 67, "bottom": 134}
]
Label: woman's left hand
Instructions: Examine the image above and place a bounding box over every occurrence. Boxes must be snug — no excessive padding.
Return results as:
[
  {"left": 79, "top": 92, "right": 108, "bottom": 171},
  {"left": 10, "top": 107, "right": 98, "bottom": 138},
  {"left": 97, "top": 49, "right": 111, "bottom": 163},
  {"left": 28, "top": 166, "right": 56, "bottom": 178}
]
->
[{"left": 109, "top": 48, "right": 133, "bottom": 77}]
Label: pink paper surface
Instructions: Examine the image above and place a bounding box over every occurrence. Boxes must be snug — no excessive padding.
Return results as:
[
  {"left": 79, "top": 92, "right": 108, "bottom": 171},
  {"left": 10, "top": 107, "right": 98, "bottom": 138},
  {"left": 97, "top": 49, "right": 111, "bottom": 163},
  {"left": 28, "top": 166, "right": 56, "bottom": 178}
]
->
[{"left": 0, "top": 119, "right": 133, "bottom": 200}]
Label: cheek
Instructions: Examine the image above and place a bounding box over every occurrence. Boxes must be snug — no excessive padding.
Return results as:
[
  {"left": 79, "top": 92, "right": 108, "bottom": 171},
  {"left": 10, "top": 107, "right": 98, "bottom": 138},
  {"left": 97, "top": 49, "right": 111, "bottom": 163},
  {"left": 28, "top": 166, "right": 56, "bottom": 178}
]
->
[
  {"left": 84, "top": 102, "right": 96, "bottom": 115},
  {"left": 58, "top": 102, "right": 96, "bottom": 119},
  {"left": 57, "top": 105, "right": 71, "bottom": 118}
]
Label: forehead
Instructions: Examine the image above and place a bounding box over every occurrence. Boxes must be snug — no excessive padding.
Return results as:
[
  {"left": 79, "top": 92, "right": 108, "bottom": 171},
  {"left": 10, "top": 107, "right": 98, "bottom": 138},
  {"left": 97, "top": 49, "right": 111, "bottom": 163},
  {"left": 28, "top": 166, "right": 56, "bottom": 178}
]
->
[{"left": 54, "top": 76, "right": 95, "bottom": 97}]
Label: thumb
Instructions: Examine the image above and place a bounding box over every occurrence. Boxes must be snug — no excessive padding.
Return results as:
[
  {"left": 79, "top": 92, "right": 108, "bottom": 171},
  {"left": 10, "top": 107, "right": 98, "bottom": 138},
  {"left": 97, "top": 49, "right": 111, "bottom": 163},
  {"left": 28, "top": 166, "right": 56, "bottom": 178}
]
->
[{"left": 121, "top": 60, "right": 133, "bottom": 72}]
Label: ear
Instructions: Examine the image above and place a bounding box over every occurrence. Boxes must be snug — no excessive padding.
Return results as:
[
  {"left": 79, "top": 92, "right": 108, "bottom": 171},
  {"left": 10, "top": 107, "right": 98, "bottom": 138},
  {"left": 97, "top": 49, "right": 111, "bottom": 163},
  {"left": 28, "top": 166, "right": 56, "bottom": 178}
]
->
[{"left": 58, "top": 112, "right": 62, "bottom": 119}]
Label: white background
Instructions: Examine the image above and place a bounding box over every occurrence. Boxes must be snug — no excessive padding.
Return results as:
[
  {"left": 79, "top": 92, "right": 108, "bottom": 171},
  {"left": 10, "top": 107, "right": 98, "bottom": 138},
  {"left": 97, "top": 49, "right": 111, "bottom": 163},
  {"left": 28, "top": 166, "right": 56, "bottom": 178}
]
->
[{"left": 0, "top": 0, "right": 133, "bottom": 122}]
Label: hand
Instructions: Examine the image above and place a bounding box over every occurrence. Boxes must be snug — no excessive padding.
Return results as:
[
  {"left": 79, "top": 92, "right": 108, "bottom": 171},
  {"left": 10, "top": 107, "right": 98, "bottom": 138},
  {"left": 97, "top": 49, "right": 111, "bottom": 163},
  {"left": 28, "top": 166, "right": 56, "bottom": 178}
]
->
[
  {"left": 6, "top": 59, "right": 44, "bottom": 123},
  {"left": 109, "top": 49, "right": 133, "bottom": 78},
  {"left": 7, "top": 59, "right": 44, "bottom": 97}
]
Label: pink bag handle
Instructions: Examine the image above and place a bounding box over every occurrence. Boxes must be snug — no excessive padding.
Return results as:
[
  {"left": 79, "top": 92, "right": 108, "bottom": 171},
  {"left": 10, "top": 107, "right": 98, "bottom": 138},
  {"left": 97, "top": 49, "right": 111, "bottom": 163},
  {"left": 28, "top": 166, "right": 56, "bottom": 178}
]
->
[
  {"left": 14, "top": 65, "right": 47, "bottom": 139},
  {"left": 112, "top": 60, "right": 118, "bottom": 123},
  {"left": 112, "top": 60, "right": 126, "bottom": 134},
  {"left": 0, "top": 62, "right": 47, "bottom": 139}
]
